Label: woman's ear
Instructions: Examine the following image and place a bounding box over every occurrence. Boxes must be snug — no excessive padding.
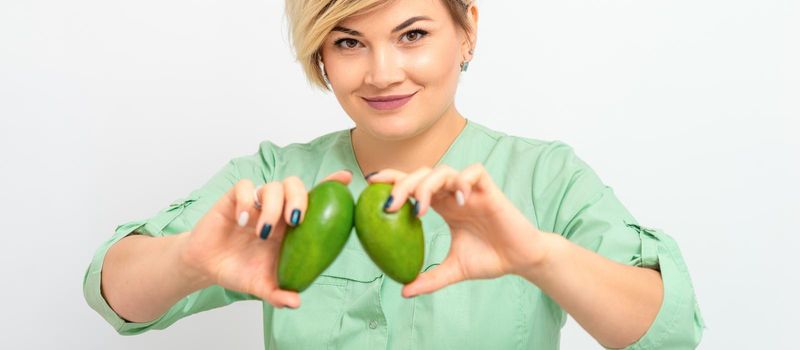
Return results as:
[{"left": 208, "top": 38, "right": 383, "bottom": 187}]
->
[{"left": 462, "top": 3, "right": 479, "bottom": 61}]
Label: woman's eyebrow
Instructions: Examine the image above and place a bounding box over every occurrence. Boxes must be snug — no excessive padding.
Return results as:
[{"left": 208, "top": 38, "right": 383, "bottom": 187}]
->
[{"left": 332, "top": 16, "right": 433, "bottom": 37}]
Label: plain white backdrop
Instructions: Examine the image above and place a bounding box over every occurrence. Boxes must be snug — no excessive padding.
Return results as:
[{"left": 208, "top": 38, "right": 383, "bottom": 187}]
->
[{"left": 1, "top": 0, "right": 798, "bottom": 348}]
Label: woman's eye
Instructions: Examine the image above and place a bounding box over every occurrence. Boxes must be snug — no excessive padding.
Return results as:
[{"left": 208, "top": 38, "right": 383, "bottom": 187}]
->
[
  {"left": 334, "top": 38, "right": 361, "bottom": 49},
  {"left": 402, "top": 29, "right": 428, "bottom": 43},
  {"left": 333, "top": 29, "right": 428, "bottom": 50}
]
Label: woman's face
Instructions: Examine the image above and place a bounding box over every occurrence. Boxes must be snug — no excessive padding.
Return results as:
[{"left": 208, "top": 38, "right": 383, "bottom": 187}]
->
[{"left": 320, "top": 0, "right": 476, "bottom": 141}]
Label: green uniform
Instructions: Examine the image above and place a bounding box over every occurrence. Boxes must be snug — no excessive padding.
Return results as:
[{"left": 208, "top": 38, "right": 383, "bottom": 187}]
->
[{"left": 84, "top": 119, "right": 704, "bottom": 349}]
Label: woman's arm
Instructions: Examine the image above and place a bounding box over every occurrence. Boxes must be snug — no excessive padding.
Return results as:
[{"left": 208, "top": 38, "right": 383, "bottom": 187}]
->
[
  {"left": 102, "top": 232, "right": 213, "bottom": 323},
  {"left": 372, "top": 152, "right": 701, "bottom": 348},
  {"left": 520, "top": 231, "right": 664, "bottom": 349},
  {"left": 99, "top": 173, "right": 355, "bottom": 324}
]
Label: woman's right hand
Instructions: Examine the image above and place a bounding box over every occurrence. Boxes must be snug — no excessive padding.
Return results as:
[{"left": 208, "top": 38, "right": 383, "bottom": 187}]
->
[{"left": 178, "top": 170, "right": 353, "bottom": 309}]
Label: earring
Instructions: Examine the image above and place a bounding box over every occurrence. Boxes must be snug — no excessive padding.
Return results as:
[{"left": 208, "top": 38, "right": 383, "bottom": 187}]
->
[{"left": 460, "top": 49, "right": 474, "bottom": 72}]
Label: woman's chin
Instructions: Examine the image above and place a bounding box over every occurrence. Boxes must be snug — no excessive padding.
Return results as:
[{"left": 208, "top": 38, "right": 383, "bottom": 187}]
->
[{"left": 360, "top": 116, "right": 421, "bottom": 141}]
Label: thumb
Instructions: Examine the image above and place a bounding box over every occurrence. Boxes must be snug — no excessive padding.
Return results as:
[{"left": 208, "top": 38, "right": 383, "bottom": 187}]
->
[
  {"left": 320, "top": 169, "right": 353, "bottom": 186},
  {"left": 255, "top": 283, "right": 302, "bottom": 309},
  {"left": 249, "top": 273, "right": 302, "bottom": 309},
  {"left": 402, "top": 256, "right": 464, "bottom": 298}
]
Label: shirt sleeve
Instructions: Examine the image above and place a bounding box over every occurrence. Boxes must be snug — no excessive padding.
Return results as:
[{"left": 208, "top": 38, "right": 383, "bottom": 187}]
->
[
  {"left": 532, "top": 141, "right": 705, "bottom": 349},
  {"left": 82, "top": 155, "right": 268, "bottom": 335}
]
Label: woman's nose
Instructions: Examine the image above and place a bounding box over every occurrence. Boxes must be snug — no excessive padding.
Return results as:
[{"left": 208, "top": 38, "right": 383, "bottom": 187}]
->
[{"left": 364, "top": 46, "right": 405, "bottom": 89}]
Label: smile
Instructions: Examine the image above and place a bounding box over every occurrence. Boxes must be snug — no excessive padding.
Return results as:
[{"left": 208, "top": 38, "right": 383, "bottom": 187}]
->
[{"left": 362, "top": 91, "right": 417, "bottom": 111}]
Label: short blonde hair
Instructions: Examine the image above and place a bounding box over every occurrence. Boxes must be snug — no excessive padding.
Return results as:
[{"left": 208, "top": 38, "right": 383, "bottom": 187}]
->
[{"left": 284, "top": 0, "right": 475, "bottom": 91}]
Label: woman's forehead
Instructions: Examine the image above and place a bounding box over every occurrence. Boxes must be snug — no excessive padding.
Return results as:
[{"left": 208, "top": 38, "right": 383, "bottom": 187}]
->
[{"left": 336, "top": 0, "right": 449, "bottom": 28}]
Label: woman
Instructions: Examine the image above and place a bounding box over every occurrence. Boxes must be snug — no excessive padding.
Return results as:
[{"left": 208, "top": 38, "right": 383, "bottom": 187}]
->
[{"left": 84, "top": 0, "right": 704, "bottom": 349}]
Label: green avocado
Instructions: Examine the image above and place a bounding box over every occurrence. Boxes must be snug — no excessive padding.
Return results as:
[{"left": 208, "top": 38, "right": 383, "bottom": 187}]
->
[
  {"left": 278, "top": 180, "right": 354, "bottom": 292},
  {"left": 355, "top": 183, "right": 424, "bottom": 284}
]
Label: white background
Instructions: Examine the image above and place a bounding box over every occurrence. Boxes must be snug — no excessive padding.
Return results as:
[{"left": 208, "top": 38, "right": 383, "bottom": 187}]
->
[{"left": 1, "top": 0, "right": 798, "bottom": 348}]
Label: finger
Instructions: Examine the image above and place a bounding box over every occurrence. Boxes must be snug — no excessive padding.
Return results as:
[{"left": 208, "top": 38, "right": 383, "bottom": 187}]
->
[
  {"left": 283, "top": 176, "right": 307, "bottom": 227},
  {"left": 253, "top": 231, "right": 300, "bottom": 309},
  {"left": 234, "top": 179, "right": 257, "bottom": 228},
  {"left": 402, "top": 255, "right": 464, "bottom": 298},
  {"left": 451, "top": 163, "right": 492, "bottom": 202},
  {"left": 385, "top": 167, "right": 432, "bottom": 213},
  {"left": 253, "top": 185, "right": 263, "bottom": 210},
  {"left": 364, "top": 168, "right": 408, "bottom": 184},
  {"left": 413, "top": 165, "right": 459, "bottom": 217},
  {"left": 449, "top": 173, "right": 471, "bottom": 206},
  {"left": 266, "top": 288, "right": 302, "bottom": 309},
  {"left": 254, "top": 182, "right": 284, "bottom": 240},
  {"left": 251, "top": 278, "right": 302, "bottom": 309},
  {"left": 320, "top": 169, "right": 353, "bottom": 185}
]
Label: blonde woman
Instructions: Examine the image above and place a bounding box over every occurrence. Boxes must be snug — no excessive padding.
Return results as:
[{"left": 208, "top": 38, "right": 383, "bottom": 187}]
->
[{"left": 84, "top": 0, "right": 704, "bottom": 349}]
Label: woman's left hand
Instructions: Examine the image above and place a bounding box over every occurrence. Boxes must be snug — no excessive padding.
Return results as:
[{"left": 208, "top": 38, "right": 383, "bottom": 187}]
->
[{"left": 367, "top": 163, "right": 552, "bottom": 298}]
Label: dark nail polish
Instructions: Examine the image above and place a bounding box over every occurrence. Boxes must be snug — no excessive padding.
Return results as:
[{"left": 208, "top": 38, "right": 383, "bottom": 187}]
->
[
  {"left": 260, "top": 223, "right": 272, "bottom": 240},
  {"left": 383, "top": 195, "right": 394, "bottom": 212},
  {"left": 364, "top": 171, "right": 379, "bottom": 180},
  {"left": 291, "top": 209, "right": 301, "bottom": 226},
  {"left": 413, "top": 201, "right": 419, "bottom": 216}
]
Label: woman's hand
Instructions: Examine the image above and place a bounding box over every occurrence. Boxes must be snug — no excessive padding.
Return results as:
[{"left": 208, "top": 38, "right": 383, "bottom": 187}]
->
[
  {"left": 367, "top": 164, "right": 550, "bottom": 298},
  {"left": 179, "top": 170, "right": 354, "bottom": 309}
]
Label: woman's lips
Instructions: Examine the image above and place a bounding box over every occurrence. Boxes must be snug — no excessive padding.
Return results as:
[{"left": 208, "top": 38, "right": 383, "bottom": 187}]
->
[{"left": 362, "top": 92, "right": 416, "bottom": 111}]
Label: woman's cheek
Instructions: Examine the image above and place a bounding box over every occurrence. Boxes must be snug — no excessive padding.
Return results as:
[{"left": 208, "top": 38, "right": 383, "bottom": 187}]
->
[
  {"left": 406, "top": 49, "right": 454, "bottom": 84},
  {"left": 334, "top": 61, "right": 365, "bottom": 90}
]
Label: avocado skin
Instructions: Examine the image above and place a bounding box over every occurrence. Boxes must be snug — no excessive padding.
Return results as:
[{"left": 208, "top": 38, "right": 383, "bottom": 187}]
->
[
  {"left": 278, "top": 181, "right": 355, "bottom": 292},
  {"left": 355, "top": 183, "right": 424, "bottom": 284}
]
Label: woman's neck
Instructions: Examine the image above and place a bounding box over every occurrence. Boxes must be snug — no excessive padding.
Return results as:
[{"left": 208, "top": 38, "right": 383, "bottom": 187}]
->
[{"left": 351, "top": 111, "right": 467, "bottom": 176}]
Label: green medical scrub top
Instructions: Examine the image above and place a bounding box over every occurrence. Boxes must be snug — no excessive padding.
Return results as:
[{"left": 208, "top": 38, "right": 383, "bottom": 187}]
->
[{"left": 84, "top": 119, "right": 705, "bottom": 349}]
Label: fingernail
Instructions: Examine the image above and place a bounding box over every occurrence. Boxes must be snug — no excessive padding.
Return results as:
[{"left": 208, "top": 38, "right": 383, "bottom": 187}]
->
[
  {"left": 413, "top": 201, "right": 420, "bottom": 216},
  {"left": 365, "top": 171, "right": 379, "bottom": 180},
  {"left": 383, "top": 195, "right": 394, "bottom": 212},
  {"left": 290, "top": 209, "right": 301, "bottom": 226},
  {"left": 238, "top": 211, "right": 249, "bottom": 227},
  {"left": 455, "top": 190, "right": 465, "bottom": 206},
  {"left": 343, "top": 169, "right": 353, "bottom": 174},
  {"left": 260, "top": 223, "right": 272, "bottom": 240}
]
